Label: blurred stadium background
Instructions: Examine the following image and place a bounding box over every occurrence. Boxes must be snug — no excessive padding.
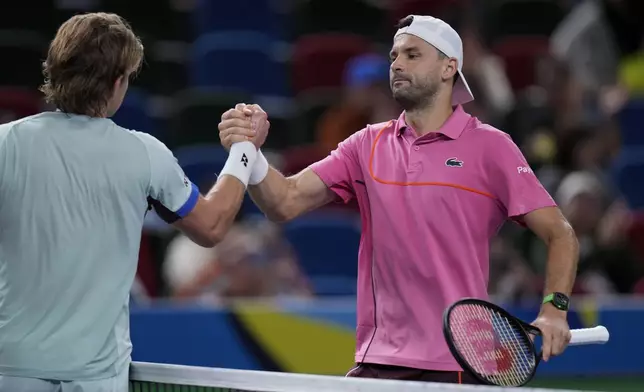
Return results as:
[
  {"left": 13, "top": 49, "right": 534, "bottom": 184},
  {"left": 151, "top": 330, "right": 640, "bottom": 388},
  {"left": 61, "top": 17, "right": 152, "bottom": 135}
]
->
[{"left": 2, "top": 0, "right": 644, "bottom": 390}]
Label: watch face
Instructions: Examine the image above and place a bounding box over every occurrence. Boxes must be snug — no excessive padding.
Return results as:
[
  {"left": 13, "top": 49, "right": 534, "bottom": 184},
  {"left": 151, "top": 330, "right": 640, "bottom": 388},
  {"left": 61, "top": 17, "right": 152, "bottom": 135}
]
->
[{"left": 554, "top": 293, "right": 570, "bottom": 309}]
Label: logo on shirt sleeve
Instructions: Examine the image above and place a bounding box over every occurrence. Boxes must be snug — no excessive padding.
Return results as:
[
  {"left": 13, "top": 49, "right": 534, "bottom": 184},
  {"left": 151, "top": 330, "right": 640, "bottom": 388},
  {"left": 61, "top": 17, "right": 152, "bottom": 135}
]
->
[
  {"left": 517, "top": 166, "right": 533, "bottom": 174},
  {"left": 445, "top": 157, "right": 464, "bottom": 167},
  {"left": 241, "top": 153, "right": 249, "bottom": 167},
  {"left": 183, "top": 176, "right": 189, "bottom": 187}
]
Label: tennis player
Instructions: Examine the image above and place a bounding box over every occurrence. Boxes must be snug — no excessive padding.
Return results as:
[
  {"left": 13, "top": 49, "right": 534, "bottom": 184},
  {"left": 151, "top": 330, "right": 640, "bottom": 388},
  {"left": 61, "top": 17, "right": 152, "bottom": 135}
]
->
[
  {"left": 0, "top": 13, "right": 263, "bottom": 392},
  {"left": 218, "top": 15, "right": 579, "bottom": 384}
]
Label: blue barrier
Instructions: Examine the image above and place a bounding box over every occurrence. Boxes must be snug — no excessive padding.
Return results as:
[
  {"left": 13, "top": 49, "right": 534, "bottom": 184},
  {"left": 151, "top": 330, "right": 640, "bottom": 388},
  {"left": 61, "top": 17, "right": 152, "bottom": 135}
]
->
[{"left": 130, "top": 297, "right": 644, "bottom": 377}]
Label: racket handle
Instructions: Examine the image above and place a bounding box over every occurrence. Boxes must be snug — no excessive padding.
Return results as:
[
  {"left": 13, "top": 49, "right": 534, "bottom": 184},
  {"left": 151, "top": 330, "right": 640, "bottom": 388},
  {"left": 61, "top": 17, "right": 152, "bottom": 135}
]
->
[{"left": 569, "top": 326, "right": 609, "bottom": 346}]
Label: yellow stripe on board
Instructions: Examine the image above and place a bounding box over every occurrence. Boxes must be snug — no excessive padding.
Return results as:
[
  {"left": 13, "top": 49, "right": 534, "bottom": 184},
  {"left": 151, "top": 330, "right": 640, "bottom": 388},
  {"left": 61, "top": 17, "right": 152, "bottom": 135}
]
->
[
  {"left": 577, "top": 297, "right": 599, "bottom": 328},
  {"left": 233, "top": 303, "right": 355, "bottom": 375}
]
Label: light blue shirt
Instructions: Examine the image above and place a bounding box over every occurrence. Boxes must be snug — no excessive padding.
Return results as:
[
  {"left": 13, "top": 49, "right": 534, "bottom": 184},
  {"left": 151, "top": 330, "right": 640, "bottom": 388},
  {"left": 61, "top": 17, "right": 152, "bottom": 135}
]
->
[{"left": 0, "top": 112, "right": 199, "bottom": 380}]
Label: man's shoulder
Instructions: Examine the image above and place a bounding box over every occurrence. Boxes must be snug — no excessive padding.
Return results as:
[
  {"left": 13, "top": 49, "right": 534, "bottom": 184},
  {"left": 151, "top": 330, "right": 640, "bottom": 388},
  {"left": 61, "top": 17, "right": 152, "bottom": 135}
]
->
[
  {"left": 346, "top": 120, "right": 397, "bottom": 143},
  {"left": 464, "top": 119, "right": 514, "bottom": 145},
  {"left": 365, "top": 120, "right": 397, "bottom": 134},
  {"left": 126, "top": 128, "right": 171, "bottom": 154},
  {"left": 0, "top": 113, "right": 51, "bottom": 139}
]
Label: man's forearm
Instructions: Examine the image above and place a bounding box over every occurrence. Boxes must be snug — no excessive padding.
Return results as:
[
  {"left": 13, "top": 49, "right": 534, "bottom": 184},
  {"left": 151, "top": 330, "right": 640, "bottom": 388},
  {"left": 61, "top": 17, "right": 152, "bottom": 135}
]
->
[
  {"left": 176, "top": 141, "right": 256, "bottom": 247},
  {"left": 248, "top": 167, "right": 293, "bottom": 221},
  {"left": 203, "top": 175, "right": 246, "bottom": 238},
  {"left": 542, "top": 229, "right": 579, "bottom": 298}
]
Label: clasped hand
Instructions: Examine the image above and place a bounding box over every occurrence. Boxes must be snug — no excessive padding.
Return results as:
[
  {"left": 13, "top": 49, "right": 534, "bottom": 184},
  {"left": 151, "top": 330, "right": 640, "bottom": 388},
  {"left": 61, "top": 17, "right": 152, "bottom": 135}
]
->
[{"left": 218, "top": 103, "right": 270, "bottom": 151}]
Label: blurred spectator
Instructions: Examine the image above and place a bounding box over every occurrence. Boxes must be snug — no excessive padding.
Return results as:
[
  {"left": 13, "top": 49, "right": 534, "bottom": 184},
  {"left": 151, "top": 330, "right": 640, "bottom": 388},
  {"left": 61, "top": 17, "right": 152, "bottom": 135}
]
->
[
  {"left": 516, "top": 171, "right": 643, "bottom": 295},
  {"left": 488, "top": 236, "right": 541, "bottom": 302},
  {"left": 460, "top": 22, "right": 515, "bottom": 124},
  {"left": 163, "top": 218, "right": 312, "bottom": 303},
  {"left": 550, "top": 0, "right": 643, "bottom": 94},
  {"left": 617, "top": 32, "right": 644, "bottom": 97},
  {"left": 315, "top": 53, "right": 400, "bottom": 155}
]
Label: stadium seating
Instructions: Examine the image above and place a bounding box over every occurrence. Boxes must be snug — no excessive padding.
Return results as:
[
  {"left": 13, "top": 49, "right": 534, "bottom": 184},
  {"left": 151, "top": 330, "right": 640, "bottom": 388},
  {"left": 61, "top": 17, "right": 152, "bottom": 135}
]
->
[
  {"left": 483, "top": 0, "right": 565, "bottom": 44},
  {"left": 0, "top": 87, "right": 44, "bottom": 121},
  {"left": 611, "top": 147, "right": 644, "bottom": 211},
  {"left": 191, "top": 31, "right": 288, "bottom": 97},
  {"left": 611, "top": 99, "right": 644, "bottom": 210},
  {"left": 192, "top": 0, "right": 283, "bottom": 39},
  {"left": 172, "top": 143, "right": 261, "bottom": 218},
  {"left": 0, "top": 30, "right": 48, "bottom": 89},
  {"left": 168, "top": 88, "right": 254, "bottom": 148},
  {"left": 618, "top": 98, "right": 644, "bottom": 147},
  {"left": 173, "top": 143, "right": 228, "bottom": 191},
  {"left": 491, "top": 36, "right": 550, "bottom": 91},
  {"left": 0, "top": 1, "right": 56, "bottom": 34},
  {"left": 291, "top": 33, "right": 373, "bottom": 95},
  {"left": 103, "top": 0, "right": 193, "bottom": 42},
  {"left": 291, "top": 91, "right": 340, "bottom": 145},
  {"left": 388, "top": 0, "right": 461, "bottom": 30},
  {"left": 134, "top": 47, "right": 190, "bottom": 96},
  {"left": 111, "top": 87, "right": 158, "bottom": 136},
  {"left": 282, "top": 212, "right": 361, "bottom": 296},
  {"left": 290, "top": 0, "right": 387, "bottom": 41}
]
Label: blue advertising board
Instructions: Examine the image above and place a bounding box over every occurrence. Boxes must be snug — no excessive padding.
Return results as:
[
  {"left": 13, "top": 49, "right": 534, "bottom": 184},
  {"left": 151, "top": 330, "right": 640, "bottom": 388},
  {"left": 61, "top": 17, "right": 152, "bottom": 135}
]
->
[{"left": 130, "top": 297, "right": 644, "bottom": 378}]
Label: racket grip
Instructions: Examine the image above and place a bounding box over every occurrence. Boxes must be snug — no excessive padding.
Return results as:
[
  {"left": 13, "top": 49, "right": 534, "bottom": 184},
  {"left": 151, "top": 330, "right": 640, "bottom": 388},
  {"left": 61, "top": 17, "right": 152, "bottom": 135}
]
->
[{"left": 569, "top": 326, "right": 610, "bottom": 346}]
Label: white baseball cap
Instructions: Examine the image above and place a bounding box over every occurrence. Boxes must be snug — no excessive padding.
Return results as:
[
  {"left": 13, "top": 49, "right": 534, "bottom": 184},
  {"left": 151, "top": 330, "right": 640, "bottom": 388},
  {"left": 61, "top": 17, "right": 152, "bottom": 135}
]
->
[{"left": 394, "top": 15, "right": 474, "bottom": 106}]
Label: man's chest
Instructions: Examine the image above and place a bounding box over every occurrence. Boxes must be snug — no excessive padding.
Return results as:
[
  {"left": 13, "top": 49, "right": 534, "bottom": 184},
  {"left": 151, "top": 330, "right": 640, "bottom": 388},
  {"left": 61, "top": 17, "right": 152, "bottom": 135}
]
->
[
  {"left": 351, "top": 133, "right": 506, "bottom": 247},
  {"left": 360, "top": 133, "right": 494, "bottom": 198}
]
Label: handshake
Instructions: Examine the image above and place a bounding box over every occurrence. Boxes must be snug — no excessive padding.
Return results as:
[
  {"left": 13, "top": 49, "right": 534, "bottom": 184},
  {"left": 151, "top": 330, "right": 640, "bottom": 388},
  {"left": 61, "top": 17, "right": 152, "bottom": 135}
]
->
[
  {"left": 218, "top": 103, "right": 270, "bottom": 152},
  {"left": 217, "top": 103, "right": 271, "bottom": 187}
]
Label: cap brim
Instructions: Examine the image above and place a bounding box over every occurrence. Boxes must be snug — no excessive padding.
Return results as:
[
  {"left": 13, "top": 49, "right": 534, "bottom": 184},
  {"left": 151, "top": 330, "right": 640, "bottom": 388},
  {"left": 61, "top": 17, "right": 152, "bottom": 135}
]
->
[{"left": 452, "top": 69, "right": 474, "bottom": 106}]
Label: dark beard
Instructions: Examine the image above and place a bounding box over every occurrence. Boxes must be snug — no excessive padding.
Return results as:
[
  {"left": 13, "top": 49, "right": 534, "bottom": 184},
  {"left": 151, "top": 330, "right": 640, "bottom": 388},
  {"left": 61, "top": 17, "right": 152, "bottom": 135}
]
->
[
  {"left": 391, "top": 78, "right": 439, "bottom": 111},
  {"left": 393, "top": 88, "right": 436, "bottom": 111}
]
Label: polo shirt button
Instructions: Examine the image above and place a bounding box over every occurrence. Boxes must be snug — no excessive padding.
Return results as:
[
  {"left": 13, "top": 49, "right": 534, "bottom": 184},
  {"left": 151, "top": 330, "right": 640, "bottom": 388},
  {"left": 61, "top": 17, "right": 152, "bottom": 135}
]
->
[{"left": 414, "top": 146, "right": 420, "bottom": 151}]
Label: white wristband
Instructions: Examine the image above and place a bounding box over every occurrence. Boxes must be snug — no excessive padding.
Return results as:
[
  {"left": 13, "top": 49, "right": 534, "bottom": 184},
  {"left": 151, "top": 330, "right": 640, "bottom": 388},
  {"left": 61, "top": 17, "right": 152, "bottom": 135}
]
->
[
  {"left": 249, "top": 149, "right": 269, "bottom": 185},
  {"left": 219, "top": 141, "right": 257, "bottom": 188}
]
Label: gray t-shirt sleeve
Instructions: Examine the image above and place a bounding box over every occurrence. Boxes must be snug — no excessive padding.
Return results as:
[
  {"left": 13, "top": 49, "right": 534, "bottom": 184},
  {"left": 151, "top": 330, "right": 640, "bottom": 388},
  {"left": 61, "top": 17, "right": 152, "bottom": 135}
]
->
[{"left": 137, "top": 133, "right": 200, "bottom": 223}]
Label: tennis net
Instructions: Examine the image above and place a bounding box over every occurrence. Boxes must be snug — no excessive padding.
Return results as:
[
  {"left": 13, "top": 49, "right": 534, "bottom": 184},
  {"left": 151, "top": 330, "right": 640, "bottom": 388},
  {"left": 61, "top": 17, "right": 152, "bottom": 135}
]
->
[{"left": 129, "top": 362, "right": 599, "bottom": 392}]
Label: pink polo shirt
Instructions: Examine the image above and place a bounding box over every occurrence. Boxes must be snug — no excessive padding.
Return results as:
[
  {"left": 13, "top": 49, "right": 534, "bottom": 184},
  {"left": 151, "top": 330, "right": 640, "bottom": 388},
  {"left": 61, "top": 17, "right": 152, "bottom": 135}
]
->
[{"left": 309, "top": 105, "right": 556, "bottom": 371}]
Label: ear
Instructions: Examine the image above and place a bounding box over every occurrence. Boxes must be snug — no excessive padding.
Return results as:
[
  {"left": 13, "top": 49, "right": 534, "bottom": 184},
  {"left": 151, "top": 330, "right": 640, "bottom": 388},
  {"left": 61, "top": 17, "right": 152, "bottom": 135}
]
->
[
  {"left": 114, "top": 74, "right": 126, "bottom": 90},
  {"left": 442, "top": 58, "right": 458, "bottom": 82}
]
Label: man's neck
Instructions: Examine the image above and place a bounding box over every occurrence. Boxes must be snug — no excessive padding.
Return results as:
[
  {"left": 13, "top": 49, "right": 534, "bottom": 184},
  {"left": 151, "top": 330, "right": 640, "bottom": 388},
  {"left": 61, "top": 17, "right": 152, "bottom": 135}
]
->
[{"left": 405, "top": 98, "right": 453, "bottom": 137}]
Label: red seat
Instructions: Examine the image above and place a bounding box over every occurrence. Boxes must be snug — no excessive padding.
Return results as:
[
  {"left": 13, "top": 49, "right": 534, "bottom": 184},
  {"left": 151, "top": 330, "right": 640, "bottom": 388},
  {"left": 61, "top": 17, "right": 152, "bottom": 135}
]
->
[
  {"left": 136, "top": 233, "right": 159, "bottom": 297},
  {"left": 633, "top": 277, "right": 644, "bottom": 294},
  {"left": 291, "top": 34, "right": 373, "bottom": 95},
  {"left": 626, "top": 212, "right": 644, "bottom": 265},
  {"left": 0, "top": 87, "right": 44, "bottom": 123},
  {"left": 281, "top": 145, "right": 326, "bottom": 176},
  {"left": 491, "top": 36, "right": 550, "bottom": 91}
]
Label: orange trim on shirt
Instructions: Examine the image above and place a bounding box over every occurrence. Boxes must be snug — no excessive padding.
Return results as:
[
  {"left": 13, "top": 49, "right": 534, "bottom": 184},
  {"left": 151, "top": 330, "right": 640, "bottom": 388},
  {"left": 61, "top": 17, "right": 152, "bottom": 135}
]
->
[
  {"left": 458, "top": 371, "right": 463, "bottom": 384},
  {"left": 368, "top": 124, "right": 496, "bottom": 200}
]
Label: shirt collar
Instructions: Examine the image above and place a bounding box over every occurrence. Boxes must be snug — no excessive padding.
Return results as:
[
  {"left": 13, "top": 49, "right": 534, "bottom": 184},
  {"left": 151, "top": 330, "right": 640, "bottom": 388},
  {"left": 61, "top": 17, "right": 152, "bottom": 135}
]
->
[{"left": 395, "top": 105, "right": 471, "bottom": 139}]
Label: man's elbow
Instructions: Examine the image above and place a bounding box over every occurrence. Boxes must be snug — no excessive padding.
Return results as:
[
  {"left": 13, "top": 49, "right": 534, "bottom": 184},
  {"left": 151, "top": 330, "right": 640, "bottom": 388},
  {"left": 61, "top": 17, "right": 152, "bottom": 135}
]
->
[
  {"left": 263, "top": 199, "right": 303, "bottom": 223},
  {"left": 189, "top": 231, "right": 220, "bottom": 248},
  {"left": 204, "top": 217, "right": 237, "bottom": 247},
  {"left": 551, "top": 219, "right": 578, "bottom": 248},
  {"left": 183, "top": 218, "right": 232, "bottom": 248}
]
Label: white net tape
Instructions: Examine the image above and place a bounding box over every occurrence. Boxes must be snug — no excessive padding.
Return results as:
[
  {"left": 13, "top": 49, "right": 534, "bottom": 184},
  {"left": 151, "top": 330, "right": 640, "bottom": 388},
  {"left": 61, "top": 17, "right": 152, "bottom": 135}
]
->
[{"left": 130, "top": 362, "right": 600, "bottom": 392}]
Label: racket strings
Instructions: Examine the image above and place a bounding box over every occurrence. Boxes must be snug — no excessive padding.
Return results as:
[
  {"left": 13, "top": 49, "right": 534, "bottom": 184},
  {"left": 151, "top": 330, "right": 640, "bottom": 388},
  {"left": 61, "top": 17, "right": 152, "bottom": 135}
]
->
[{"left": 449, "top": 303, "right": 536, "bottom": 386}]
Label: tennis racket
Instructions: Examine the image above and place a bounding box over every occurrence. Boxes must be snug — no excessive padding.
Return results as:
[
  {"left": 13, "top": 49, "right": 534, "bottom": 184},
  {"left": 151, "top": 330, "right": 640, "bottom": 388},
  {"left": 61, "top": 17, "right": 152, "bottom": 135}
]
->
[{"left": 443, "top": 298, "right": 609, "bottom": 387}]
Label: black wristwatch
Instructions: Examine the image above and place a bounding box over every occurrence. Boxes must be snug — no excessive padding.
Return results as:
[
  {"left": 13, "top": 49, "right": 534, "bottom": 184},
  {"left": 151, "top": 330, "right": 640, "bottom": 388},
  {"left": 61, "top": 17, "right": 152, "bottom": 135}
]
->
[{"left": 542, "top": 292, "right": 570, "bottom": 311}]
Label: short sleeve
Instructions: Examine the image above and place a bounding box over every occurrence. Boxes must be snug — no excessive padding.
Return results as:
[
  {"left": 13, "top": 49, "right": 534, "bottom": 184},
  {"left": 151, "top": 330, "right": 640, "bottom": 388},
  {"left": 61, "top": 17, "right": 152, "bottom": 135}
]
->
[
  {"left": 137, "top": 133, "right": 200, "bottom": 223},
  {"left": 309, "top": 130, "right": 363, "bottom": 204},
  {"left": 487, "top": 132, "right": 557, "bottom": 222}
]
